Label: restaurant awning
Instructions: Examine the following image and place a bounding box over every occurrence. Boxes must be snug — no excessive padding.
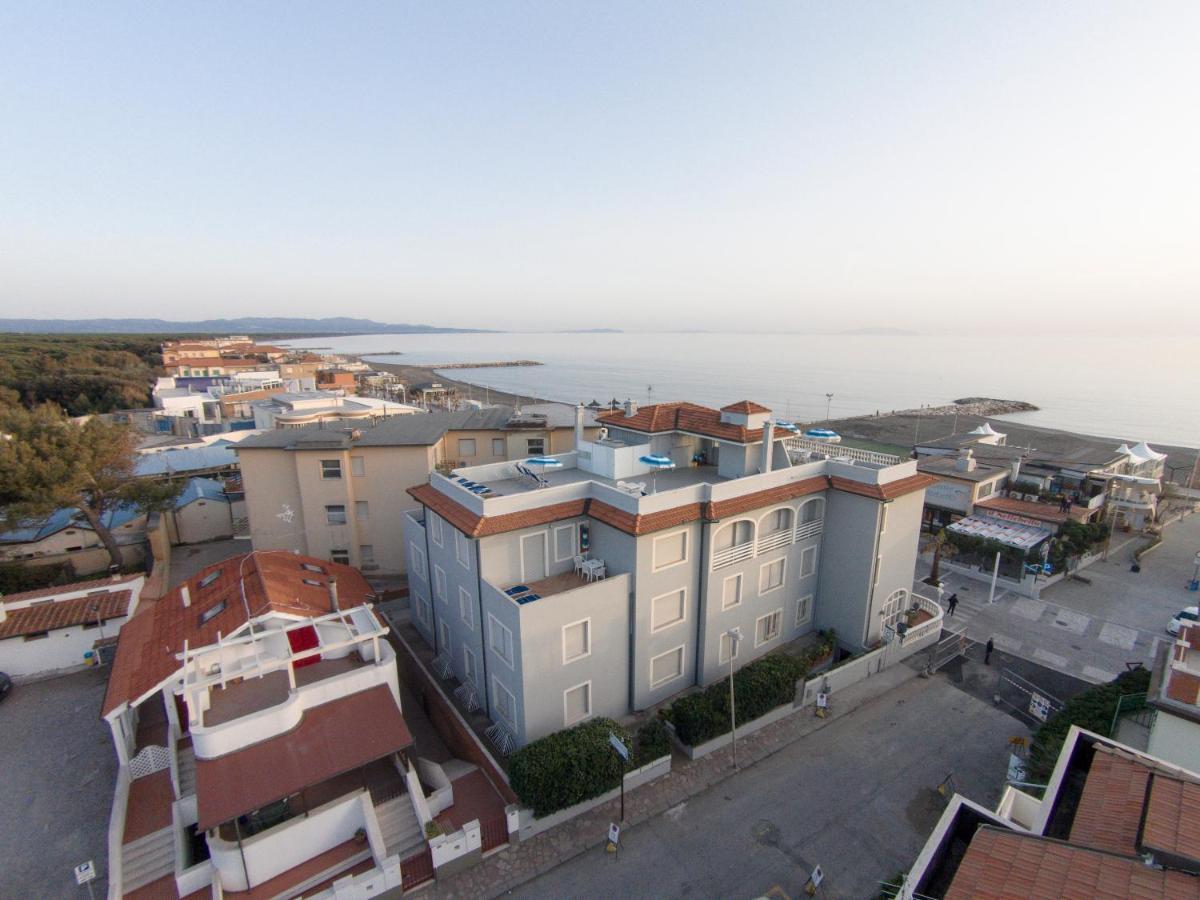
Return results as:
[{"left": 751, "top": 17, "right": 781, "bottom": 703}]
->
[
  {"left": 195, "top": 684, "right": 413, "bottom": 831},
  {"left": 948, "top": 514, "right": 1052, "bottom": 552}
]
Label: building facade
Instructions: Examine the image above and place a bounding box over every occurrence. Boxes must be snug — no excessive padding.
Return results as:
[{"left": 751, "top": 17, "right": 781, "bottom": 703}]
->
[{"left": 402, "top": 400, "right": 934, "bottom": 748}]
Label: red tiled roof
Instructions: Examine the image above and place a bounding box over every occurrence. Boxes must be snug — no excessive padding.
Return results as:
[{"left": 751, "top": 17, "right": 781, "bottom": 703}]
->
[
  {"left": 410, "top": 470, "right": 933, "bottom": 539},
  {"left": 719, "top": 400, "right": 771, "bottom": 414},
  {"left": 101, "top": 552, "right": 374, "bottom": 717},
  {"left": 195, "top": 684, "right": 412, "bottom": 830},
  {"left": 0, "top": 589, "right": 131, "bottom": 640},
  {"left": 596, "top": 402, "right": 773, "bottom": 443},
  {"left": 946, "top": 828, "right": 1200, "bottom": 900},
  {"left": 1142, "top": 775, "right": 1200, "bottom": 862},
  {"left": 976, "top": 496, "right": 1069, "bottom": 525},
  {"left": 1068, "top": 748, "right": 1149, "bottom": 854},
  {"left": 165, "top": 357, "right": 262, "bottom": 369},
  {"left": 0, "top": 573, "right": 141, "bottom": 605}
]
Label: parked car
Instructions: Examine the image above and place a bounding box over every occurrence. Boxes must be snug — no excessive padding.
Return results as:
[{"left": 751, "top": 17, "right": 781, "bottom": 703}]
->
[
  {"left": 0, "top": 672, "right": 11, "bottom": 703},
  {"left": 1168, "top": 607, "right": 1199, "bottom": 636}
]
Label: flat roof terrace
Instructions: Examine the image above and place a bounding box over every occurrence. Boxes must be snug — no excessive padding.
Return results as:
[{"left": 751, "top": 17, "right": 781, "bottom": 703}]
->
[{"left": 463, "top": 461, "right": 726, "bottom": 497}]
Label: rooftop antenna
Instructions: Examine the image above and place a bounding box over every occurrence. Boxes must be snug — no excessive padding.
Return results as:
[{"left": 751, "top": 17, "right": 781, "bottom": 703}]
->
[{"left": 648, "top": 384, "right": 653, "bottom": 405}]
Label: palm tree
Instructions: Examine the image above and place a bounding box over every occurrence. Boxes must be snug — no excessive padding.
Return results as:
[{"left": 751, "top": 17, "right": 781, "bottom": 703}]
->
[{"left": 927, "top": 528, "right": 957, "bottom": 586}]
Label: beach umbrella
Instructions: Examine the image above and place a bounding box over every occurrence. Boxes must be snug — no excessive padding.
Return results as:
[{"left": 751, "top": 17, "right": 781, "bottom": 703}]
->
[
  {"left": 804, "top": 427, "right": 841, "bottom": 443},
  {"left": 774, "top": 420, "right": 801, "bottom": 434},
  {"left": 526, "top": 456, "right": 563, "bottom": 481},
  {"left": 639, "top": 454, "right": 676, "bottom": 494}
]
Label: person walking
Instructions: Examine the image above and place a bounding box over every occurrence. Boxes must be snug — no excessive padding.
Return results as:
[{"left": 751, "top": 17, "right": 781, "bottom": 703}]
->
[
  {"left": 946, "top": 593, "right": 959, "bottom": 616},
  {"left": 984, "top": 637, "right": 995, "bottom": 665}
]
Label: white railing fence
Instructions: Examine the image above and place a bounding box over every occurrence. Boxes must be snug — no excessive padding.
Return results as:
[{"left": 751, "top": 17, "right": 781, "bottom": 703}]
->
[
  {"left": 711, "top": 542, "right": 756, "bottom": 570},
  {"left": 784, "top": 437, "right": 900, "bottom": 466}
]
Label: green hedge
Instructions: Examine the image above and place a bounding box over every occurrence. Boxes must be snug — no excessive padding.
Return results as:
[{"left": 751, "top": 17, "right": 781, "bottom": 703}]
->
[
  {"left": 633, "top": 719, "right": 671, "bottom": 766},
  {"left": 1028, "top": 666, "right": 1150, "bottom": 781},
  {"left": 667, "top": 632, "right": 836, "bottom": 747},
  {"left": 509, "top": 718, "right": 631, "bottom": 817}
]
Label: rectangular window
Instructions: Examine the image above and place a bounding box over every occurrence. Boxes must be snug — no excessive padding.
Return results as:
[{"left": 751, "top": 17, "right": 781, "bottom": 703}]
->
[
  {"left": 563, "top": 682, "right": 592, "bottom": 726},
  {"left": 199, "top": 599, "right": 227, "bottom": 625},
  {"left": 488, "top": 615, "right": 514, "bottom": 667},
  {"left": 325, "top": 504, "right": 347, "bottom": 525},
  {"left": 330, "top": 549, "right": 350, "bottom": 565},
  {"left": 351, "top": 455, "right": 365, "bottom": 477},
  {"left": 795, "top": 595, "right": 813, "bottom": 628},
  {"left": 434, "top": 565, "right": 447, "bottom": 603},
  {"left": 755, "top": 610, "right": 782, "bottom": 647},
  {"left": 759, "top": 557, "right": 785, "bottom": 593},
  {"left": 800, "top": 546, "right": 818, "bottom": 578},
  {"left": 722, "top": 573, "right": 742, "bottom": 610},
  {"left": 463, "top": 647, "right": 478, "bottom": 687},
  {"left": 526, "top": 437, "right": 545, "bottom": 455},
  {"left": 562, "top": 618, "right": 590, "bottom": 663},
  {"left": 651, "top": 588, "right": 686, "bottom": 632},
  {"left": 457, "top": 437, "right": 477, "bottom": 457},
  {"left": 360, "top": 544, "right": 375, "bottom": 565},
  {"left": 199, "top": 570, "right": 221, "bottom": 589},
  {"left": 320, "top": 459, "right": 342, "bottom": 479},
  {"left": 415, "top": 592, "right": 431, "bottom": 626},
  {"left": 409, "top": 543, "right": 427, "bottom": 579},
  {"left": 652, "top": 530, "right": 688, "bottom": 571},
  {"left": 719, "top": 630, "right": 740, "bottom": 664},
  {"left": 430, "top": 513, "right": 444, "bottom": 547},
  {"left": 355, "top": 500, "right": 369, "bottom": 523},
  {"left": 493, "top": 678, "right": 517, "bottom": 726},
  {"left": 458, "top": 586, "right": 474, "bottom": 629},
  {"left": 650, "top": 646, "right": 685, "bottom": 688},
  {"left": 492, "top": 437, "right": 505, "bottom": 456},
  {"left": 23, "top": 631, "right": 49, "bottom": 642},
  {"left": 455, "top": 530, "right": 471, "bottom": 568},
  {"left": 553, "top": 524, "right": 577, "bottom": 562}
]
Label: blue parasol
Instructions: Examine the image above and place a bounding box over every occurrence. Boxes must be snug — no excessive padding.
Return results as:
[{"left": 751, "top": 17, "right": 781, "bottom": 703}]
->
[{"left": 639, "top": 454, "right": 675, "bottom": 493}]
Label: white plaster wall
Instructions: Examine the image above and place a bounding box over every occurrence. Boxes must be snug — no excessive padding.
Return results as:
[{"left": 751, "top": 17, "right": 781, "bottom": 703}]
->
[{"left": 0, "top": 617, "right": 128, "bottom": 678}]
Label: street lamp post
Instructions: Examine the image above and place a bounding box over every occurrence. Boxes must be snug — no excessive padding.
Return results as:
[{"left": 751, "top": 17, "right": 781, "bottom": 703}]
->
[
  {"left": 726, "top": 627, "right": 742, "bottom": 770},
  {"left": 824, "top": 393, "right": 833, "bottom": 422}
]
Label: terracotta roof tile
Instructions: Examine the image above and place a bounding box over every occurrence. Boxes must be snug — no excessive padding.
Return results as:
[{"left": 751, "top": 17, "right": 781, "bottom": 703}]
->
[
  {"left": 1142, "top": 775, "right": 1200, "bottom": 863},
  {"left": 0, "top": 573, "right": 141, "bottom": 605},
  {"left": 1167, "top": 670, "right": 1200, "bottom": 705},
  {"left": 976, "top": 495, "right": 1070, "bottom": 525},
  {"left": 707, "top": 477, "right": 827, "bottom": 520},
  {"left": 1069, "top": 748, "right": 1150, "bottom": 854},
  {"left": 0, "top": 589, "right": 131, "bottom": 640},
  {"left": 719, "top": 400, "right": 771, "bottom": 414},
  {"left": 101, "top": 552, "right": 373, "bottom": 717},
  {"left": 597, "top": 402, "right": 771, "bottom": 443}
]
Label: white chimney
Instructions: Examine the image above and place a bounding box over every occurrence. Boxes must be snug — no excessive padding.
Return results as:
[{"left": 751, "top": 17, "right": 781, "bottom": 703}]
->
[
  {"left": 954, "top": 448, "right": 977, "bottom": 473},
  {"left": 328, "top": 577, "right": 340, "bottom": 613},
  {"left": 574, "top": 404, "right": 585, "bottom": 448},
  {"left": 760, "top": 420, "right": 775, "bottom": 474},
  {"left": 623, "top": 399, "right": 637, "bottom": 418},
  {"left": 180, "top": 584, "right": 191, "bottom": 608}
]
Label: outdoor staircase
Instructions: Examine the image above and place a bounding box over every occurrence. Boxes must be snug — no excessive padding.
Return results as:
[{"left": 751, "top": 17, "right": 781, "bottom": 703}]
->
[
  {"left": 121, "top": 826, "right": 175, "bottom": 893},
  {"left": 177, "top": 744, "right": 196, "bottom": 797},
  {"left": 375, "top": 795, "right": 424, "bottom": 860}
]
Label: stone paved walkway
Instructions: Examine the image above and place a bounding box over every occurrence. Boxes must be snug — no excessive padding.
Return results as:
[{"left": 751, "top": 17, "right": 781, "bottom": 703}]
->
[{"left": 424, "top": 661, "right": 921, "bottom": 898}]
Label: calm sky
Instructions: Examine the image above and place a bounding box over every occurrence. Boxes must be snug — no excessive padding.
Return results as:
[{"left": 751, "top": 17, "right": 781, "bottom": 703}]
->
[{"left": 1, "top": 2, "right": 1197, "bottom": 333}]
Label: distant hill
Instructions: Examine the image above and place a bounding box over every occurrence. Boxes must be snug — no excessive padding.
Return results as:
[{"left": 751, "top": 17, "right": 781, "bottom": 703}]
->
[
  {"left": 0, "top": 317, "right": 487, "bottom": 335},
  {"left": 837, "top": 327, "right": 919, "bottom": 336}
]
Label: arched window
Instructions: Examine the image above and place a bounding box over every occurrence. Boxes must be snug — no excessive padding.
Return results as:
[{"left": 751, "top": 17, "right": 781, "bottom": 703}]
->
[
  {"left": 760, "top": 507, "right": 793, "bottom": 535},
  {"left": 712, "top": 519, "right": 756, "bottom": 568},
  {"left": 881, "top": 588, "right": 909, "bottom": 630},
  {"left": 800, "top": 498, "right": 825, "bottom": 523}
]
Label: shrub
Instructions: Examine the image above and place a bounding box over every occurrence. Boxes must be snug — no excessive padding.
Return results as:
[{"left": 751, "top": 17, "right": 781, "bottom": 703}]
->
[
  {"left": 633, "top": 719, "right": 671, "bottom": 766},
  {"left": 0, "top": 561, "right": 77, "bottom": 595},
  {"left": 1027, "top": 667, "right": 1151, "bottom": 781},
  {"left": 666, "top": 632, "right": 837, "bottom": 747},
  {"left": 508, "top": 718, "right": 631, "bottom": 817}
]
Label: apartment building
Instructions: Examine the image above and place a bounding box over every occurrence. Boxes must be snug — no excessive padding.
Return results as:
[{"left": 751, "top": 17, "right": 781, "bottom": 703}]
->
[
  {"left": 1145, "top": 623, "right": 1200, "bottom": 773},
  {"left": 100, "top": 552, "right": 425, "bottom": 898},
  {"left": 250, "top": 391, "right": 421, "bottom": 430},
  {"left": 236, "top": 405, "right": 601, "bottom": 575},
  {"left": 402, "top": 400, "right": 935, "bottom": 749}
]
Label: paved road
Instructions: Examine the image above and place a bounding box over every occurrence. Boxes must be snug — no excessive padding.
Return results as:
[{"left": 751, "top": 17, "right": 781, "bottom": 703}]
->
[
  {"left": 917, "top": 512, "right": 1200, "bottom": 684},
  {"left": 509, "top": 675, "right": 1027, "bottom": 900},
  {"left": 0, "top": 667, "right": 115, "bottom": 899}
]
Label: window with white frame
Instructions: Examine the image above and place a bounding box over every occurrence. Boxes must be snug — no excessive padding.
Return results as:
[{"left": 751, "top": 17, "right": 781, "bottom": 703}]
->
[
  {"left": 526, "top": 437, "right": 545, "bottom": 455},
  {"left": 409, "top": 543, "right": 426, "bottom": 579},
  {"left": 492, "top": 437, "right": 505, "bottom": 456},
  {"left": 492, "top": 677, "right": 517, "bottom": 726},
  {"left": 415, "top": 592, "right": 431, "bottom": 626},
  {"left": 359, "top": 544, "right": 375, "bottom": 565},
  {"left": 651, "top": 588, "right": 686, "bottom": 632},
  {"left": 455, "top": 530, "right": 471, "bottom": 568},
  {"left": 351, "top": 455, "right": 365, "bottom": 477},
  {"left": 325, "top": 504, "right": 347, "bottom": 525},
  {"left": 459, "top": 586, "right": 474, "bottom": 629},
  {"left": 463, "top": 646, "right": 478, "bottom": 687},
  {"left": 554, "top": 524, "right": 577, "bottom": 562},
  {"left": 488, "top": 615, "right": 514, "bottom": 667},
  {"left": 320, "top": 459, "right": 342, "bottom": 479},
  {"left": 800, "top": 546, "right": 818, "bottom": 578},
  {"left": 649, "top": 646, "right": 685, "bottom": 687},
  {"left": 761, "top": 507, "right": 792, "bottom": 535},
  {"left": 795, "top": 594, "right": 813, "bottom": 628},
  {"left": 722, "top": 573, "right": 743, "bottom": 610},
  {"left": 755, "top": 609, "right": 782, "bottom": 646},
  {"left": 330, "top": 549, "right": 349, "bottom": 565},
  {"left": 759, "top": 557, "right": 786, "bottom": 593},
  {"left": 355, "top": 500, "right": 369, "bottom": 523},
  {"left": 430, "top": 513, "right": 444, "bottom": 547},
  {"left": 653, "top": 530, "right": 688, "bottom": 571},
  {"left": 434, "top": 565, "right": 446, "bottom": 602},
  {"left": 799, "top": 497, "right": 824, "bottom": 524},
  {"left": 457, "top": 437, "right": 477, "bottom": 457},
  {"left": 562, "top": 618, "right": 590, "bottom": 663},
  {"left": 719, "top": 630, "right": 740, "bottom": 664},
  {"left": 563, "top": 682, "right": 591, "bottom": 726},
  {"left": 713, "top": 519, "right": 754, "bottom": 552}
]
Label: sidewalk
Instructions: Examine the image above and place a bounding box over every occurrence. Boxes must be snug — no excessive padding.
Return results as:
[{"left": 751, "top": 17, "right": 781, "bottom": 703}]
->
[{"left": 425, "top": 660, "right": 922, "bottom": 898}]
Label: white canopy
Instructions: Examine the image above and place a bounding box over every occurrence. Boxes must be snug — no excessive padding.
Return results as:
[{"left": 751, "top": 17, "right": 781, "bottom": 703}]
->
[
  {"left": 948, "top": 514, "right": 1052, "bottom": 551},
  {"left": 968, "top": 422, "right": 1005, "bottom": 437},
  {"left": 1130, "top": 441, "right": 1167, "bottom": 462}
]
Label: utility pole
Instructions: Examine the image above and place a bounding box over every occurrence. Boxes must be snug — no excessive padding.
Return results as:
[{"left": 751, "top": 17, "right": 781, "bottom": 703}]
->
[
  {"left": 825, "top": 393, "right": 833, "bottom": 422},
  {"left": 726, "top": 627, "right": 742, "bottom": 770}
]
